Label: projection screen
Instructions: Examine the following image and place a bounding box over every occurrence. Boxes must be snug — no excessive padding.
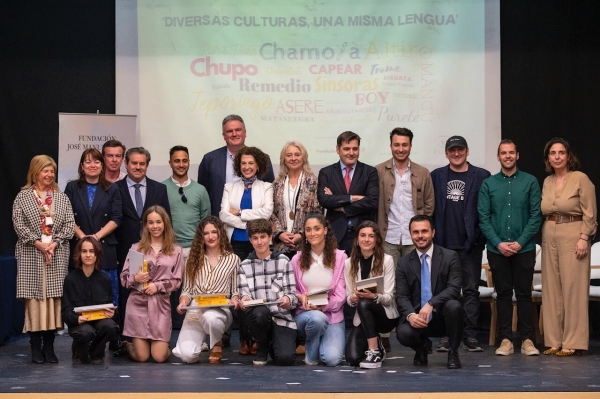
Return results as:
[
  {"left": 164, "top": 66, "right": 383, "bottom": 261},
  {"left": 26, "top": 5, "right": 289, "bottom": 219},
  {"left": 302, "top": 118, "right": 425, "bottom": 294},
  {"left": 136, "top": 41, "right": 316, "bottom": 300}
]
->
[{"left": 116, "top": 0, "right": 500, "bottom": 178}]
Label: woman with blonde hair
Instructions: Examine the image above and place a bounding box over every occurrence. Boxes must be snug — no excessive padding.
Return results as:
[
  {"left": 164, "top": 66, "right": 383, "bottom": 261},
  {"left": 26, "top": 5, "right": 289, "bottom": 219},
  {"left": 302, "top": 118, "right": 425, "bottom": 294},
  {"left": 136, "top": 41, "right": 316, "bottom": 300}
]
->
[
  {"left": 173, "top": 216, "right": 240, "bottom": 364},
  {"left": 270, "top": 141, "right": 322, "bottom": 259},
  {"left": 13, "top": 155, "right": 75, "bottom": 363},
  {"left": 120, "top": 205, "right": 184, "bottom": 362}
]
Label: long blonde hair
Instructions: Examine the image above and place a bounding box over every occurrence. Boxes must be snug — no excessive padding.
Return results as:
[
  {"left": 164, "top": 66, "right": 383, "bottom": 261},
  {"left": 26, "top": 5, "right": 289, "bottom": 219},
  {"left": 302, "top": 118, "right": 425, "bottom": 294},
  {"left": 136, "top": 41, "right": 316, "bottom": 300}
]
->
[
  {"left": 22, "top": 155, "right": 59, "bottom": 191},
  {"left": 278, "top": 141, "right": 313, "bottom": 177},
  {"left": 138, "top": 206, "right": 177, "bottom": 256}
]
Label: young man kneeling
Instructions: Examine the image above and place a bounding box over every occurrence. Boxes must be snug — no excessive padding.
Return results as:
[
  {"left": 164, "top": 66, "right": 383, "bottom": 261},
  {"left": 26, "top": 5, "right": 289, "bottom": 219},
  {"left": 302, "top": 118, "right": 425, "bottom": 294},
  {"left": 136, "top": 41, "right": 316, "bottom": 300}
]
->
[{"left": 236, "top": 219, "right": 298, "bottom": 365}]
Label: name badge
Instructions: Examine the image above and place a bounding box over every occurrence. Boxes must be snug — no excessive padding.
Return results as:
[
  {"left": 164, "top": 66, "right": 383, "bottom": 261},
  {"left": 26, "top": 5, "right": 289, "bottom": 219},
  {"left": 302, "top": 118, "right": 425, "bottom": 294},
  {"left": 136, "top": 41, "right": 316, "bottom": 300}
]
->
[{"left": 45, "top": 216, "right": 53, "bottom": 226}]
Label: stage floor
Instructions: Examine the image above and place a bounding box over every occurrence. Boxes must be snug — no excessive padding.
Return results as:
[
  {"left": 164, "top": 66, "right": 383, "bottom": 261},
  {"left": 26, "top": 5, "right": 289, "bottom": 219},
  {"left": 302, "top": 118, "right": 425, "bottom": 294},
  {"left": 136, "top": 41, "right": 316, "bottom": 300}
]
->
[{"left": 1, "top": 330, "right": 599, "bottom": 395}]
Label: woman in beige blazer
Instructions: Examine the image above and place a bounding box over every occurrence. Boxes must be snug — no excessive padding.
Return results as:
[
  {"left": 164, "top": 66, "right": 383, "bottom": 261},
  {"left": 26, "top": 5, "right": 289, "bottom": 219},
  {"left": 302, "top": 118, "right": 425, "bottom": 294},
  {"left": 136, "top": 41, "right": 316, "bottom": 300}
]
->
[{"left": 541, "top": 137, "right": 597, "bottom": 356}]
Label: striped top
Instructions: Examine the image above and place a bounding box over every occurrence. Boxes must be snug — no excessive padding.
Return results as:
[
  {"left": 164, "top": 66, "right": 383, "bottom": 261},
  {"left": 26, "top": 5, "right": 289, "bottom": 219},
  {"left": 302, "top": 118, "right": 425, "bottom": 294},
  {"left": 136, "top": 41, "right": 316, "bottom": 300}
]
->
[{"left": 181, "top": 252, "right": 240, "bottom": 300}]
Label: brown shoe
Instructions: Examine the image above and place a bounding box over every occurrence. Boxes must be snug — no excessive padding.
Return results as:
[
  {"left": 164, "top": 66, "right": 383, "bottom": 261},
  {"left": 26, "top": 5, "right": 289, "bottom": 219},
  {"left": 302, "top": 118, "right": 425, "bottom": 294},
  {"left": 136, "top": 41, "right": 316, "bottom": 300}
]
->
[
  {"left": 250, "top": 342, "right": 258, "bottom": 355},
  {"left": 239, "top": 340, "right": 251, "bottom": 355},
  {"left": 381, "top": 337, "right": 392, "bottom": 353},
  {"left": 296, "top": 345, "right": 306, "bottom": 355},
  {"left": 543, "top": 347, "right": 560, "bottom": 355},
  {"left": 208, "top": 341, "right": 222, "bottom": 364},
  {"left": 556, "top": 349, "right": 583, "bottom": 356}
]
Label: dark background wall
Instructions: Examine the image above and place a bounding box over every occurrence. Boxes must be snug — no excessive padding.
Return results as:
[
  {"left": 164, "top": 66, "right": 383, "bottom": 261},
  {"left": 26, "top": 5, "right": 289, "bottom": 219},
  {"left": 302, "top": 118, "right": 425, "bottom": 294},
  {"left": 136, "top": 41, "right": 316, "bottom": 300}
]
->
[{"left": 1, "top": 1, "right": 599, "bottom": 255}]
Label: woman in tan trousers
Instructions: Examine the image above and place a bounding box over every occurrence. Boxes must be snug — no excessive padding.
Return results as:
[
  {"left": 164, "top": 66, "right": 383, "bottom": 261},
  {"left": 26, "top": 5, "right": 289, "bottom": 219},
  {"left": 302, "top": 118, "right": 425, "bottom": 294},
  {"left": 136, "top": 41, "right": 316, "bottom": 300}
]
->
[{"left": 541, "top": 137, "right": 597, "bottom": 356}]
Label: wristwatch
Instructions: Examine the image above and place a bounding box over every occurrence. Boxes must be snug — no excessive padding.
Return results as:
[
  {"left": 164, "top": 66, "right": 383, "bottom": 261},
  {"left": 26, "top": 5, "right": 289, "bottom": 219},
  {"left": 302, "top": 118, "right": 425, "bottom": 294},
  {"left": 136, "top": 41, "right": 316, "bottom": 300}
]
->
[{"left": 373, "top": 294, "right": 379, "bottom": 302}]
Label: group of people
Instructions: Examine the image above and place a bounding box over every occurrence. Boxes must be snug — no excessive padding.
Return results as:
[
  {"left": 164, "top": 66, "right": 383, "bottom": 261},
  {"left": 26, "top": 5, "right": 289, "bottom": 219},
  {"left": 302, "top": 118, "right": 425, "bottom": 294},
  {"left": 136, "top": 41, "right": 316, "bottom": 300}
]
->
[{"left": 12, "top": 113, "right": 597, "bottom": 371}]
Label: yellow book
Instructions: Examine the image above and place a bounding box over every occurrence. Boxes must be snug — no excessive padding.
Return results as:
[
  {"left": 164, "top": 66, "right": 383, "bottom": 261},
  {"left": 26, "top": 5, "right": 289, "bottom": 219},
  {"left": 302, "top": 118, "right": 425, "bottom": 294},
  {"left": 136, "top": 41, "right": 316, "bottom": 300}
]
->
[
  {"left": 74, "top": 304, "right": 115, "bottom": 321},
  {"left": 81, "top": 309, "right": 108, "bottom": 321},
  {"left": 194, "top": 294, "right": 229, "bottom": 306},
  {"left": 142, "top": 260, "right": 148, "bottom": 289}
]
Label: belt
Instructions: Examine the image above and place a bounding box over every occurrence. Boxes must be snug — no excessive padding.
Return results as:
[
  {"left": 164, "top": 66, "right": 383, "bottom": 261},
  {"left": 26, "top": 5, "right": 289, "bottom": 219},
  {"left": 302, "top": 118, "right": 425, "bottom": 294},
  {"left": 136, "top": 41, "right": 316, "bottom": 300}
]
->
[{"left": 546, "top": 214, "right": 583, "bottom": 224}]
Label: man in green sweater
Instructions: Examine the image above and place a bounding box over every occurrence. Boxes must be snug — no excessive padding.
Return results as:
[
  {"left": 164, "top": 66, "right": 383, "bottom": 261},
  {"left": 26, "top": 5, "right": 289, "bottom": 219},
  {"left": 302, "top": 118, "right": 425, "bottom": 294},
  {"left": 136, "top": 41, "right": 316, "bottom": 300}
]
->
[
  {"left": 163, "top": 145, "right": 211, "bottom": 260},
  {"left": 478, "top": 139, "right": 542, "bottom": 357}
]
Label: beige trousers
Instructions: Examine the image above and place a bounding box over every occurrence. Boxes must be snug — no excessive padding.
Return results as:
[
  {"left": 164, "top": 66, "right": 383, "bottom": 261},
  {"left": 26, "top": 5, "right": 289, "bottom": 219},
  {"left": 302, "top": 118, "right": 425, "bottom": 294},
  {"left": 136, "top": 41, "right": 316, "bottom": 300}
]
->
[{"left": 541, "top": 220, "right": 590, "bottom": 350}]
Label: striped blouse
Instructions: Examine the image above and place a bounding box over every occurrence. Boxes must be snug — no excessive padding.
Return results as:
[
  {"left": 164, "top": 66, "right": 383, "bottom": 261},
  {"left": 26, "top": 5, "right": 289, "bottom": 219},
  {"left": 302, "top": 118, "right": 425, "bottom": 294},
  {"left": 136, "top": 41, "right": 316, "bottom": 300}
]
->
[{"left": 181, "top": 252, "right": 240, "bottom": 300}]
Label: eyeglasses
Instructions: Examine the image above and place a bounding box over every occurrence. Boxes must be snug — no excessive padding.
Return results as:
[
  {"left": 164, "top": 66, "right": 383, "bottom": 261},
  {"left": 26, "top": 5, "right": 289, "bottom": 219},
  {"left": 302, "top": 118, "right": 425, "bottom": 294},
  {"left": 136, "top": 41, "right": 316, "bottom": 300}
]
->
[{"left": 178, "top": 187, "right": 188, "bottom": 203}]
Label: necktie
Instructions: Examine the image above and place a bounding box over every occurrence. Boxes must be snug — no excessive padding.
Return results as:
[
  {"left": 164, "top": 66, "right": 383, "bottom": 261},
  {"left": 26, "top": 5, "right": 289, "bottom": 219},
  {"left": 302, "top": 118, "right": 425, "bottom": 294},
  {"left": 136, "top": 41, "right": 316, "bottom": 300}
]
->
[
  {"left": 344, "top": 166, "right": 352, "bottom": 193},
  {"left": 420, "top": 253, "right": 432, "bottom": 312},
  {"left": 133, "top": 183, "right": 143, "bottom": 218}
]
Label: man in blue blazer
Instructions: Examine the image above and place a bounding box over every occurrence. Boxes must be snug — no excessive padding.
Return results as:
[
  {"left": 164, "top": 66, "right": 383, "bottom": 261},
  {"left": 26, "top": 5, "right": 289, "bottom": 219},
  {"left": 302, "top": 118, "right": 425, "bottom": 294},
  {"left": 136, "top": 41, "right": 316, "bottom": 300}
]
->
[
  {"left": 395, "top": 215, "right": 463, "bottom": 369},
  {"left": 114, "top": 147, "right": 171, "bottom": 349},
  {"left": 197, "top": 114, "right": 275, "bottom": 216},
  {"left": 430, "top": 136, "right": 490, "bottom": 352},
  {"left": 317, "top": 131, "right": 379, "bottom": 256}
]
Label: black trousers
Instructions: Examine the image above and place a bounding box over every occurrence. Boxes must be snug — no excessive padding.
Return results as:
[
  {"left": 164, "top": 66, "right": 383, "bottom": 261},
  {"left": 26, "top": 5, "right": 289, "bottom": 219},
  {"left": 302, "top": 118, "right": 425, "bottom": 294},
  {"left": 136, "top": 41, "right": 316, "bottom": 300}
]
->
[
  {"left": 338, "top": 226, "right": 355, "bottom": 257},
  {"left": 396, "top": 299, "right": 463, "bottom": 352},
  {"left": 231, "top": 240, "right": 254, "bottom": 261},
  {"left": 69, "top": 319, "right": 119, "bottom": 361},
  {"left": 246, "top": 306, "right": 297, "bottom": 366},
  {"left": 487, "top": 249, "right": 536, "bottom": 341},
  {"left": 345, "top": 299, "right": 399, "bottom": 366}
]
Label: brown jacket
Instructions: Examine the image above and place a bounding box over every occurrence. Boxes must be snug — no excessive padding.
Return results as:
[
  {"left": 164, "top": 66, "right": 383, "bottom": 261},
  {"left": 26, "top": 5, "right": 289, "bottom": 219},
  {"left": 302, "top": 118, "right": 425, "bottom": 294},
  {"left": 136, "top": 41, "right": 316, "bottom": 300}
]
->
[{"left": 375, "top": 158, "right": 434, "bottom": 236}]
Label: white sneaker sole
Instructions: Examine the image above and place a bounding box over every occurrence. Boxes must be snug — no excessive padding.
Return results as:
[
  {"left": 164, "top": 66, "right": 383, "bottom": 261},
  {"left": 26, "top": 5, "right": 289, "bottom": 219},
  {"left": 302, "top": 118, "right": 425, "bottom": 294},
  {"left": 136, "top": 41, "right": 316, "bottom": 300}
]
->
[{"left": 359, "top": 361, "right": 382, "bottom": 369}]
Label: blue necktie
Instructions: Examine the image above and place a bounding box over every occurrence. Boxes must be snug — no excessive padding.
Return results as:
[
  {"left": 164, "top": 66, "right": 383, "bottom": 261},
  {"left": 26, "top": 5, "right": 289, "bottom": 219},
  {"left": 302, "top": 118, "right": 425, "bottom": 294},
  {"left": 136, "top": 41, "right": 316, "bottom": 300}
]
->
[
  {"left": 420, "top": 253, "right": 432, "bottom": 311},
  {"left": 133, "top": 183, "right": 143, "bottom": 218}
]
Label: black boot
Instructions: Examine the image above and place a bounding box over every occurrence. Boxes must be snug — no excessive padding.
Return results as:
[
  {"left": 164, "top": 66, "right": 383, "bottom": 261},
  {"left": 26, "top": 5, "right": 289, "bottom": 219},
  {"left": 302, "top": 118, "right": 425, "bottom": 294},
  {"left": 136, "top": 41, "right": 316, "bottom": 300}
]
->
[
  {"left": 42, "top": 330, "right": 59, "bottom": 363},
  {"left": 29, "top": 332, "right": 45, "bottom": 364}
]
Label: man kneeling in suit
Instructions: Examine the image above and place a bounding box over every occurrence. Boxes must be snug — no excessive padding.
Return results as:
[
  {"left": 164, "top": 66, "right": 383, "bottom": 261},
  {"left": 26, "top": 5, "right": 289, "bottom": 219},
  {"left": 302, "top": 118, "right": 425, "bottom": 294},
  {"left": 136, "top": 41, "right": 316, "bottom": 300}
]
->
[{"left": 395, "top": 215, "right": 463, "bottom": 369}]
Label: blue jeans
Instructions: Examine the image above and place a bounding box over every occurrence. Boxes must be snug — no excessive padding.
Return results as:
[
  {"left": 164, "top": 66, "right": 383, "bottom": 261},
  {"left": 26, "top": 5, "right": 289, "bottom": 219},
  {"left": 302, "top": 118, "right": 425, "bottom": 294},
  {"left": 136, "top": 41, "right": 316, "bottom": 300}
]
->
[{"left": 295, "top": 310, "right": 345, "bottom": 366}]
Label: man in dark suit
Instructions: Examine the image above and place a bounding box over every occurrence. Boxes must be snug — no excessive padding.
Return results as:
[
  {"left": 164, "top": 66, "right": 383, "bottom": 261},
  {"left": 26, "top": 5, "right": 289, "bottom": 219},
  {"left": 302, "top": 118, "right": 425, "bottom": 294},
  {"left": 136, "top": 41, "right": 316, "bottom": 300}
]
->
[
  {"left": 395, "top": 215, "right": 463, "bottom": 369},
  {"left": 317, "top": 131, "right": 379, "bottom": 256},
  {"left": 113, "top": 147, "right": 170, "bottom": 352},
  {"left": 197, "top": 114, "right": 275, "bottom": 216}
]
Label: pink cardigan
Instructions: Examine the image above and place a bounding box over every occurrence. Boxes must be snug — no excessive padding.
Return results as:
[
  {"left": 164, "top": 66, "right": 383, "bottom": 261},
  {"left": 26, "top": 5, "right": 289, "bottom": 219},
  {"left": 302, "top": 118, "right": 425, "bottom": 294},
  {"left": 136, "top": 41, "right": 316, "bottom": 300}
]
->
[{"left": 291, "top": 249, "right": 347, "bottom": 324}]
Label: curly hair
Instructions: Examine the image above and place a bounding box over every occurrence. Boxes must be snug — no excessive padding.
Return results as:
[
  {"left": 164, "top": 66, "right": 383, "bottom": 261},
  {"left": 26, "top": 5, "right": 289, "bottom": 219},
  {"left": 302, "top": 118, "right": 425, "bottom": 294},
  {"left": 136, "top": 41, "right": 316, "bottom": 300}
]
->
[
  {"left": 138, "top": 206, "right": 177, "bottom": 256},
  {"left": 76, "top": 148, "right": 110, "bottom": 191},
  {"left": 543, "top": 137, "right": 581, "bottom": 174},
  {"left": 348, "top": 221, "right": 384, "bottom": 287},
  {"left": 233, "top": 146, "right": 269, "bottom": 180},
  {"left": 299, "top": 213, "right": 338, "bottom": 271},
  {"left": 185, "top": 216, "right": 233, "bottom": 284},
  {"left": 72, "top": 236, "right": 103, "bottom": 271}
]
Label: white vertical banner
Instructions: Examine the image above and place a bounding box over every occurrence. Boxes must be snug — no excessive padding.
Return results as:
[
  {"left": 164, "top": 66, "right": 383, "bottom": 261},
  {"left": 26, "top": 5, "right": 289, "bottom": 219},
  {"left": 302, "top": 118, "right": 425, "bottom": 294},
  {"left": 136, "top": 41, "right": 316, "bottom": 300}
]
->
[{"left": 58, "top": 113, "right": 137, "bottom": 190}]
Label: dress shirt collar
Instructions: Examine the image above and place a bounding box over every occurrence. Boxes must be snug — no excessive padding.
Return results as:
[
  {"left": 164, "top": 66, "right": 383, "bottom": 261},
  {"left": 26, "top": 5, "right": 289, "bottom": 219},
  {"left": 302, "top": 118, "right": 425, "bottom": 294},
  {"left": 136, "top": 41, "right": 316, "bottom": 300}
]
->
[
  {"left": 126, "top": 176, "right": 147, "bottom": 188},
  {"left": 339, "top": 160, "right": 356, "bottom": 173},
  {"left": 500, "top": 168, "right": 519, "bottom": 179},
  {"left": 415, "top": 244, "right": 434, "bottom": 262}
]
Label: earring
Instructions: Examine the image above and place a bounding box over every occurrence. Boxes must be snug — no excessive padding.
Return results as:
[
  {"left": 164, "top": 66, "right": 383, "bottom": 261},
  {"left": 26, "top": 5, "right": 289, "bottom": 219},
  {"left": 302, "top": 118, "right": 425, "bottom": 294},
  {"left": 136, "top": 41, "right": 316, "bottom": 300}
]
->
[{"left": 356, "top": 242, "right": 360, "bottom": 246}]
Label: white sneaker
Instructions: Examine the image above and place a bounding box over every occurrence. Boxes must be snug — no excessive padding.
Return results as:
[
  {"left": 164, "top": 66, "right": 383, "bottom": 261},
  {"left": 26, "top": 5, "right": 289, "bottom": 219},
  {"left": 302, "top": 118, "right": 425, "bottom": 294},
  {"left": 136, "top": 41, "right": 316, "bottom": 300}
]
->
[
  {"left": 495, "top": 339, "right": 514, "bottom": 356},
  {"left": 304, "top": 357, "right": 319, "bottom": 366},
  {"left": 359, "top": 349, "right": 383, "bottom": 369},
  {"left": 521, "top": 339, "right": 540, "bottom": 356}
]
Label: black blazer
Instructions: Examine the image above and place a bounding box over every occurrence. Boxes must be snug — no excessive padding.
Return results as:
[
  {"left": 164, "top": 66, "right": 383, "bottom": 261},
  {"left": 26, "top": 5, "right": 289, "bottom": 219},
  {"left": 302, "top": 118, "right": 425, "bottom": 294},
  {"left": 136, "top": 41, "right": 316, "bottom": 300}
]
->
[
  {"left": 197, "top": 146, "right": 275, "bottom": 216},
  {"left": 64, "top": 181, "right": 122, "bottom": 270},
  {"left": 395, "top": 245, "right": 462, "bottom": 321},
  {"left": 317, "top": 161, "right": 379, "bottom": 241},
  {"left": 114, "top": 177, "right": 171, "bottom": 268}
]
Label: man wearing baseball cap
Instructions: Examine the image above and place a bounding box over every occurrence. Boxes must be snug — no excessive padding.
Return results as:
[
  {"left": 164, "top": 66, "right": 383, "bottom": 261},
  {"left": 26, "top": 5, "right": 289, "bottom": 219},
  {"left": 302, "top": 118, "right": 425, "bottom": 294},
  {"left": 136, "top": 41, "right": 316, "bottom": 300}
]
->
[{"left": 430, "top": 136, "right": 490, "bottom": 352}]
